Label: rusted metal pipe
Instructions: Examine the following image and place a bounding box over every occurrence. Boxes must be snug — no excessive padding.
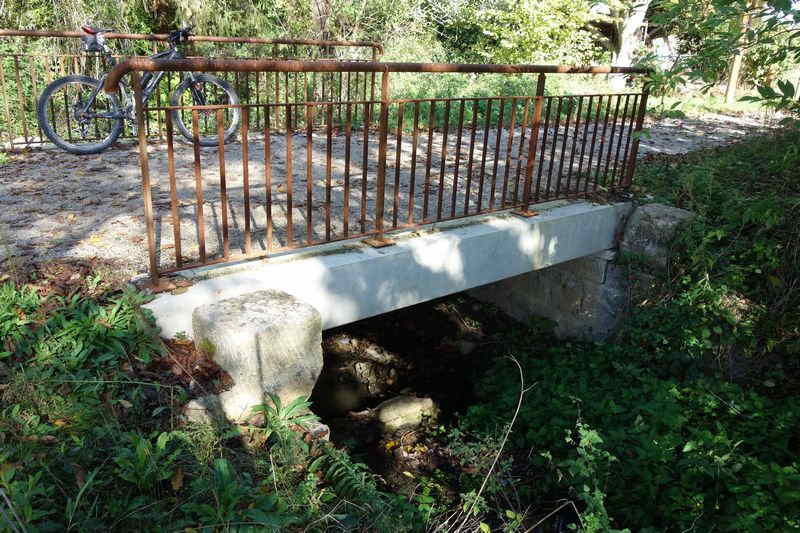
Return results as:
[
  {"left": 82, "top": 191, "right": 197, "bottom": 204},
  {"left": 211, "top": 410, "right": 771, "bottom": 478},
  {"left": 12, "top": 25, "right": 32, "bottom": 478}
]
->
[
  {"left": 103, "top": 57, "right": 649, "bottom": 93},
  {"left": 0, "top": 29, "right": 383, "bottom": 56}
]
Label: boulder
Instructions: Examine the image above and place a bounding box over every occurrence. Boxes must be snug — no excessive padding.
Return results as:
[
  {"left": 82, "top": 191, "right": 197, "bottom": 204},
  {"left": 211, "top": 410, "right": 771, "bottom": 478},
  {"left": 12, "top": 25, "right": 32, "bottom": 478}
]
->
[
  {"left": 621, "top": 203, "right": 694, "bottom": 268},
  {"left": 192, "top": 289, "right": 323, "bottom": 423},
  {"left": 375, "top": 395, "right": 438, "bottom": 432}
]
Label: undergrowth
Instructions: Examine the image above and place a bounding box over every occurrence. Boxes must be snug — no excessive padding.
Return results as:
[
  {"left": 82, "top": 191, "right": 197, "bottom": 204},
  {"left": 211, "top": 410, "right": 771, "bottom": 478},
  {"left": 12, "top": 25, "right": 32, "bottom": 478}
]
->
[{"left": 2, "top": 127, "right": 800, "bottom": 531}]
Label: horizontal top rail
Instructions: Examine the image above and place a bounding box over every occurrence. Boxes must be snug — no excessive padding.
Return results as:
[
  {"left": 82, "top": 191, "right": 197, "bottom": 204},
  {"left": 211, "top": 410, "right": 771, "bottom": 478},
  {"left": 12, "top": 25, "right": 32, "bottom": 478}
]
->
[
  {"left": 0, "top": 28, "right": 383, "bottom": 57},
  {"left": 103, "top": 58, "right": 650, "bottom": 93}
]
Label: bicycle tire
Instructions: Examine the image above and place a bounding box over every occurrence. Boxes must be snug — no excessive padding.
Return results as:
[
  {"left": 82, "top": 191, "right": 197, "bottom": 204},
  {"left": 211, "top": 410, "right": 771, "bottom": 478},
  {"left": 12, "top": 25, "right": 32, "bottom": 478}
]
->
[
  {"left": 170, "top": 74, "right": 241, "bottom": 146},
  {"left": 36, "top": 75, "right": 123, "bottom": 155}
]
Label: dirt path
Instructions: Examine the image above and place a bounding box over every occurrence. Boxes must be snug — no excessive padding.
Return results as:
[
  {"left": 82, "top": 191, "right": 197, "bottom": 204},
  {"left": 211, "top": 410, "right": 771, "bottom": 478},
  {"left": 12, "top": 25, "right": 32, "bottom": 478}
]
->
[{"left": 0, "top": 112, "right": 775, "bottom": 278}]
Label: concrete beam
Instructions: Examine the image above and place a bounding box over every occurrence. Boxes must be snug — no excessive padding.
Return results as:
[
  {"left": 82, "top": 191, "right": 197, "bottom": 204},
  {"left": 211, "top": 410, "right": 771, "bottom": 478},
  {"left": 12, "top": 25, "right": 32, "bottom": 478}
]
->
[{"left": 144, "top": 201, "right": 632, "bottom": 339}]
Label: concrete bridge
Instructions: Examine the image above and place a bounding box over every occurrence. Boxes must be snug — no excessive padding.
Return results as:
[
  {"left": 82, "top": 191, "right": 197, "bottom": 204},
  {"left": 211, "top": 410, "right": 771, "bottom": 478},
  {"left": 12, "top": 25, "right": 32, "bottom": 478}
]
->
[{"left": 147, "top": 199, "right": 632, "bottom": 340}]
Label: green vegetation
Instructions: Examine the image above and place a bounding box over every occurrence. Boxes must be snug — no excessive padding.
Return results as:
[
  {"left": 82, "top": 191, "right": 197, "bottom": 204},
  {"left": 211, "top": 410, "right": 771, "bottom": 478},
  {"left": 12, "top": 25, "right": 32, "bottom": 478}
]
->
[
  {"left": 0, "top": 267, "right": 419, "bottom": 531},
  {"left": 3, "top": 128, "right": 799, "bottom": 530}
]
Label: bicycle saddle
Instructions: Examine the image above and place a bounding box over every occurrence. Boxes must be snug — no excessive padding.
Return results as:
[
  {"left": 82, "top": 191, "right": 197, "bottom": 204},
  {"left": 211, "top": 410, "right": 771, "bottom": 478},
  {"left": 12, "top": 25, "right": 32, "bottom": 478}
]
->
[{"left": 81, "top": 25, "right": 115, "bottom": 35}]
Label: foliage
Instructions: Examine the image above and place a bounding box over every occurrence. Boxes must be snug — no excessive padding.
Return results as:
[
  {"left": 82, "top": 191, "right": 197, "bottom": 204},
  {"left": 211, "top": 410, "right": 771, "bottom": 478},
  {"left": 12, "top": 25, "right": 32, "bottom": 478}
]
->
[
  {"left": 0, "top": 274, "right": 424, "bottom": 531},
  {"left": 650, "top": 0, "right": 800, "bottom": 115},
  {"left": 425, "top": 0, "right": 606, "bottom": 65},
  {"left": 445, "top": 128, "right": 800, "bottom": 531}
]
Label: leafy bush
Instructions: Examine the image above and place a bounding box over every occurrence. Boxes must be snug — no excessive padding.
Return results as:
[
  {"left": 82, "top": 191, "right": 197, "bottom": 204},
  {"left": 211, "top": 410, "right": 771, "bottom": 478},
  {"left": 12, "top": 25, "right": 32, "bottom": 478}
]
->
[{"left": 448, "top": 128, "right": 800, "bottom": 531}]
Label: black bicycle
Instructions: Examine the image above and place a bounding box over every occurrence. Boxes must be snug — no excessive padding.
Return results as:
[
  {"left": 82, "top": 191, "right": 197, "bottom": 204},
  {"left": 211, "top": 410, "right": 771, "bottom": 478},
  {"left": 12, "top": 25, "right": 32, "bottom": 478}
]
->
[{"left": 36, "top": 25, "right": 240, "bottom": 154}]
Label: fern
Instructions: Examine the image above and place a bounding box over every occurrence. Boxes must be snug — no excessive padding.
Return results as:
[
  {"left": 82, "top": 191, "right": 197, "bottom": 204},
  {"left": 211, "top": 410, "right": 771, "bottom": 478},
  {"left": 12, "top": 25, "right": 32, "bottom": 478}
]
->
[{"left": 309, "top": 446, "right": 379, "bottom": 501}]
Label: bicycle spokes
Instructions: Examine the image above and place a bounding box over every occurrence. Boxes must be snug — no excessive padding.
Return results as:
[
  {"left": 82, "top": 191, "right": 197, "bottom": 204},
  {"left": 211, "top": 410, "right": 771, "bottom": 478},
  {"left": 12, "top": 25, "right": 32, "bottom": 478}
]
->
[{"left": 47, "top": 80, "right": 120, "bottom": 142}]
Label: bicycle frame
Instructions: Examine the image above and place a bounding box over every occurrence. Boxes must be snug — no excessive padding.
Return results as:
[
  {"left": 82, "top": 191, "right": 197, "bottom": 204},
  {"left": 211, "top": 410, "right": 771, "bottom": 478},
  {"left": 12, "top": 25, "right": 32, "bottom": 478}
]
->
[{"left": 77, "top": 43, "right": 202, "bottom": 120}]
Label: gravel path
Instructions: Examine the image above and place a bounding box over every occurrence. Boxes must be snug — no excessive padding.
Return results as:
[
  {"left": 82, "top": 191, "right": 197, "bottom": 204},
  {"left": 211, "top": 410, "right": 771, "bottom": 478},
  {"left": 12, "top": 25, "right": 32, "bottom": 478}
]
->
[{"left": 0, "top": 112, "right": 775, "bottom": 277}]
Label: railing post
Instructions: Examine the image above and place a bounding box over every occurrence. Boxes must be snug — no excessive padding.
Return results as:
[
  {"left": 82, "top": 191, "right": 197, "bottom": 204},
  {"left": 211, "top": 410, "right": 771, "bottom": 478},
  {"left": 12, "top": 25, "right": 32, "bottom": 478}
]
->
[
  {"left": 515, "top": 72, "right": 546, "bottom": 217},
  {"left": 622, "top": 83, "right": 649, "bottom": 188},
  {"left": 365, "top": 66, "right": 393, "bottom": 247},
  {"left": 132, "top": 72, "right": 162, "bottom": 289}
]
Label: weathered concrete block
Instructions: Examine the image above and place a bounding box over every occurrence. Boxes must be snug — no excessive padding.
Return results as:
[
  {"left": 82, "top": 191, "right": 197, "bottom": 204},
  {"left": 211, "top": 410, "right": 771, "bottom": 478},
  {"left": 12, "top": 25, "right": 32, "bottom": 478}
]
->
[
  {"left": 621, "top": 203, "right": 694, "bottom": 268},
  {"left": 376, "top": 395, "right": 438, "bottom": 433},
  {"left": 192, "top": 289, "right": 323, "bottom": 423},
  {"left": 469, "top": 250, "right": 626, "bottom": 341}
]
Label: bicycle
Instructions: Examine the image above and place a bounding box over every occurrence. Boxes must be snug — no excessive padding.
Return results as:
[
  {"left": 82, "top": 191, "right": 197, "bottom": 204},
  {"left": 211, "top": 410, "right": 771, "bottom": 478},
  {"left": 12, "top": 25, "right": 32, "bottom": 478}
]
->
[{"left": 36, "top": 25, "right": 241, "bottom": 155}]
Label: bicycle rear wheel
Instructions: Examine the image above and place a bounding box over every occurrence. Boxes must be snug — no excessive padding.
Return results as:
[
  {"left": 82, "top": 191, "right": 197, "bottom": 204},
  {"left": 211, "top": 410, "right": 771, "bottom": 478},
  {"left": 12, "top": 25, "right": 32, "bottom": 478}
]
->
[
  {"left": 170, "top": 74, "right": 240, "bottom": 146},
  {"left": 36, "top": 75, "right": 123, "bottom": 154}
]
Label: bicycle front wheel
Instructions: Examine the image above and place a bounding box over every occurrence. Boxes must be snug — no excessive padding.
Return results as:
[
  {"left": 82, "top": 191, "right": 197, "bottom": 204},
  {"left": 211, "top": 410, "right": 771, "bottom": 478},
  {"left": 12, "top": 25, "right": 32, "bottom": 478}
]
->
[
  {"left": 170, "top": 74, "right": 240, "bottom": 146},
  {"left": 36, "top": 75, "right": 123, "bottom": 154}
]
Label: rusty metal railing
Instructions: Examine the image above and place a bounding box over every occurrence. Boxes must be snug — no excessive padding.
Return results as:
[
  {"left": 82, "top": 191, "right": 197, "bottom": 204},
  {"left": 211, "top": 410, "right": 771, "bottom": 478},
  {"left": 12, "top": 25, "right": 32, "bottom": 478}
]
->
[
  {"left": 105, "top": 59, "right": 649, "bottom": 289},
  {"left": 0, "top": 29, "right": 382, "bottom": 148}
]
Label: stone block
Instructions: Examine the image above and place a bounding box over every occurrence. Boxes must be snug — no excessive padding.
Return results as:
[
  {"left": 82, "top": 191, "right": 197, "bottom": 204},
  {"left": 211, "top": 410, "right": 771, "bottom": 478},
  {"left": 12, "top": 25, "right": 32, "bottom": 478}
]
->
[
  {"left": 469, "top": 250, "right": 626, "bottom": 341},
  {"left": 192, "top": 289, "right": 323, "bottom": 423},
  {"left": 621, "top": 203, "right": 694, "bottom": 268}
]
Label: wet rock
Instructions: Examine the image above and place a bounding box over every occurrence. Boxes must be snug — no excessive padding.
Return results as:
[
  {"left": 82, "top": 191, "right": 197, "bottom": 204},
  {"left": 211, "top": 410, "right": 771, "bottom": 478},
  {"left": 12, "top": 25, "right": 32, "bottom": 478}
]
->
[{"left": 376, "top": 395, "right": 438, "bottom": 433}]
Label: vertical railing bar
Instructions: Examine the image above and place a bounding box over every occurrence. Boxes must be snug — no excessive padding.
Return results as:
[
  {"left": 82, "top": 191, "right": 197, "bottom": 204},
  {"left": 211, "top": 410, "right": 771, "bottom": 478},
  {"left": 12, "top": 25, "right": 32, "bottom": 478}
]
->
[
  {"left": 255, "top": 71, "right": 262, "bottom": 130},
  {"left": 545, "top": 97, "right": 563, "bottom": 200},
  {"left": 165, "top": 110, "right": 182, "bottom": 267},
  {"left": 132, "top": 73, "right": 159, "bottom": 286},
  {"left": 477, "top": 98, "right": 493, "bottom": 212},
  {"left": 464, "top": 99, "right": 479, "bottom": 215},
  {"left": 216, "top": 109, "right": 230, "bottom": 259},
  {"left": 265, "top": 105, "right": 273, "bottom": 255},
  {"left": 450, "top": 98, "right": 466, "bottom": 218},
  {"left": 241, "top": 107, "right": 252, "bottom": 255},
  {"left": 576, "top": 96, "right": 593, "bottom": 196},
  {"left": 593, "top": 96, "right": 613, "bottom": 189},
  {"left": 610, "top": 94, "right": 632, "bottom": 186},
  {"left": 408, "top": 101, "right": 420, "bottom": 225},
  {"left": 306, "top": 103, "right": 314, "bottom": 245},
  {"left": 615, "top": 94, "right": 639, "bottom": 189},
  {"left": 286, "top": 105, "right": 294, "bottom": 246},
  {"left": 521, "top": 73, "right": 546, "bottom": 211},
  {"left": 0, "top": 58, "right": 14, "bottom": 146},
  {"left": 555, "top": 98, "right": 573, "bottom": 198},
  {"left": 338, "top": 71, "right": 343, "bottom": 123},
  {"left": 45, "top": 56, "right": 57, "bottom": 142},
  {"left": 13, "top": 57, "right": 29, "bottom": 143},
  {"left": 489, "top": 98, "right": 506, "bottom": 209},
  {"left": 61, "top": 57, "right": 74, "bottom": 142},
  {"left": 601, "top": 95, "right": 623, "bottom": 186},
  {"left": 584, "top": 96, "right": 602, "bottom": 195},
  {"left": 422, "top": 101, "right": 435, "bottom": 221},
  {"left": 29, "top": 59, "right": 43, "bottom": 142},
  {"left": 436, "top": 99, "right": 451, "bottom": 220},
  {"left": 360, "top": 98, "right": 371, "bottom": 233},
  {"left": 393, "top": 102, "right": 404, "bottom": 228},
  {"left": 344, "top": 102, "right": 352, "bottom": 237},
  {"left": 373, "top": 69, "right": 390, "bottom": 241},
  {"left": 500, "top": 97, "right": 517, "bottom": 207},
  {"left": 191, "top": 110, "right": 207, "bottom": 264},
  {"left": 512, "top": 97, "right": 530, "bottom": 204},
  {"left": 623, "top": 86, "right": 649, "bottom": 188},
  {"left": 325, "top": 104, "right": 333, "bottom": 241},
  {"left": 565, "top": 96, "right": 584, "bottom": 197}
]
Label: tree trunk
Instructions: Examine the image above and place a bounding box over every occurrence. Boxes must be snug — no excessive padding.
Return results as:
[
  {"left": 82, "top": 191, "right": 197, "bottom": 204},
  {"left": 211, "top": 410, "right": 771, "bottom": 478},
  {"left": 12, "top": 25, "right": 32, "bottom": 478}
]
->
[
  {"left": 610, "top": 0, "right": 652, "bottom": 91},
  {"left": 725, "top": 10, "right": 752, "bottom": 104}
]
